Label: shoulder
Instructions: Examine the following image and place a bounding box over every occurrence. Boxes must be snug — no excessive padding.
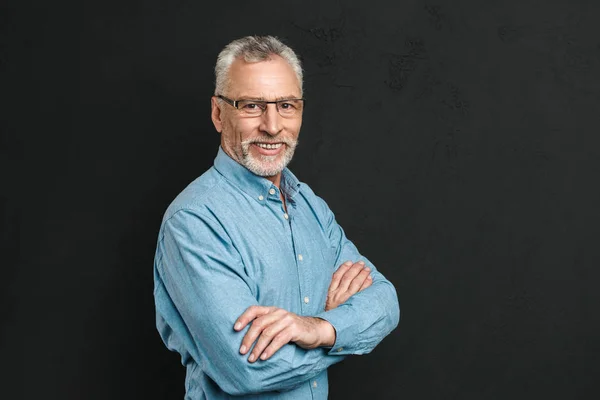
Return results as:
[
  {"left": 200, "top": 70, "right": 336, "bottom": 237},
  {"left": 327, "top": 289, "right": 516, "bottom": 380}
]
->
[
  {"left": 161, "top": 167, "right": 228, "bottom": 227},
  {"left": 297, "top": 181, "right": 335, "bottom": 219}
]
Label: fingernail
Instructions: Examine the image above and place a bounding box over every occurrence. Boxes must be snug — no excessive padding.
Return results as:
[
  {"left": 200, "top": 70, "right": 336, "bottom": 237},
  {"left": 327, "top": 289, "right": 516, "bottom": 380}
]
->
[
  {"left": 234, "top": 322, "right": 241, "bottom": 330},
  {"left": 248, "top": 354, "right": 256, "bottom": 362},
  {"left": 367, "top": 275, "right": 372, "bottom": 280},
  {"left": 358, "top": 261, "right": 365, "bottom": 265},
  {"left": 240, "top": 345, "right": 246, "bottom": 354},
  {"left": 260, "top": 353, "right": 268, "bottom": 360},
  {"left": 364, "top": 267, "right": 370, "bottom": 272},
  {"left": 344, "top": 261, "right": 352, "bottom": 266}
]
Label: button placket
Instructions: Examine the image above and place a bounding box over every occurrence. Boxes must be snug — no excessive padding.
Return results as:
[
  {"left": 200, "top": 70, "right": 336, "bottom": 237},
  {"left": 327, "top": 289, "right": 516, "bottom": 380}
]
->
[{"left": 290, "top": 215, "right": 311, "bottom": 316}]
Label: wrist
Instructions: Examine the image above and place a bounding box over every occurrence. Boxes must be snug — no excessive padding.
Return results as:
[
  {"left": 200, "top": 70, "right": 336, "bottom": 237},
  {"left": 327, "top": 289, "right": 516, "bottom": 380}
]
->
[{"left": 314, "top": 317, "right": 336, "bottom": 347}]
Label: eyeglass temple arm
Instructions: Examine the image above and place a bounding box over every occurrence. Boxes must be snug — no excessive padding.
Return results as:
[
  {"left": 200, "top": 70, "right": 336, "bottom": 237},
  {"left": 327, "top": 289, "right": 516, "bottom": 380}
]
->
[{"left": 217, "top": 95, "right": 237, "bottom": 108}]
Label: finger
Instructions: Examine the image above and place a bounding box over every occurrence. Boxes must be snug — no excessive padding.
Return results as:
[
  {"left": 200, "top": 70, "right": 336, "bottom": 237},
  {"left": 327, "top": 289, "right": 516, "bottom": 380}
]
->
[
  {"left": 348, "top": 266, "right": 371, "bottom": 293},
  {"left": 359, "top": 274, "right": 373, "bottom": 291},
  {"left": 235, "top": 305, "right": 272, "bottom": 331},
  {"left": 337, "top": 261, "right": 366, "bottom": 292},
  {"left": 250, "top": 316, "right": 293, "bottom": 362},
  {"left": 329, "top": 261, "right": 353, "bottom": 292},
  {"left": 260, "top": 327, "right": 294, "bottom": 361},
  {"left": 240, "top": 309, "right": 286, "bottom": 356}
]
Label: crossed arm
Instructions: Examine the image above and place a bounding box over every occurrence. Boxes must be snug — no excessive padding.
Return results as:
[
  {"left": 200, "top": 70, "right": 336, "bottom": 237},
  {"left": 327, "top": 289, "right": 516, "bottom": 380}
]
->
[
  {"left": 157, "top": 206, "right": 399, "bottom": 395},
  {"left": 235, "top": 260, "right": 374, "bottom": 363}
]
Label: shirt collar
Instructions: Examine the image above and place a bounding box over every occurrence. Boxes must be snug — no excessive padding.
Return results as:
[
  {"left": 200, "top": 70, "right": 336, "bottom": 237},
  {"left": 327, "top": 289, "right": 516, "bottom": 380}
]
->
[{"left": 213, "top": 146, "right": 301, "bottom": 204}]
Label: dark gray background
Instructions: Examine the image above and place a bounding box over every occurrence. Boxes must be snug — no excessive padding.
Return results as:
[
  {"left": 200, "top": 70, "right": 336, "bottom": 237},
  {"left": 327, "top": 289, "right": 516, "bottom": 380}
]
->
[{"left": 2, "top": 0, "right": 599, "bottom": 398}]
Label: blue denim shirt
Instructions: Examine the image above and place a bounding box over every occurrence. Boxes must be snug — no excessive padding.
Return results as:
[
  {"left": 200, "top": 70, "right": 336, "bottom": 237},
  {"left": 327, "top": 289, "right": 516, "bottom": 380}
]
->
[{"left": 153, "top": 147, "right": 400, "bottom": 399}]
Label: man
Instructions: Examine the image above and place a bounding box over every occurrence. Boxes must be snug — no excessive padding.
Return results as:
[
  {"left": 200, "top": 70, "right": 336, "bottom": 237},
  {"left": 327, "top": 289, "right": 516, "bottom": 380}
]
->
[{"left": 153, "top": 35, "right": 400, "bottom": 399}]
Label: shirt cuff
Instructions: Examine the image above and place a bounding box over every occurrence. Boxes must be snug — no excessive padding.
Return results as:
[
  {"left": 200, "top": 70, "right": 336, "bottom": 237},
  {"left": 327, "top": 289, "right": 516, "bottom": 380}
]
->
[{"left": 315, "top": 305, "right": 359, "bottom": 355}]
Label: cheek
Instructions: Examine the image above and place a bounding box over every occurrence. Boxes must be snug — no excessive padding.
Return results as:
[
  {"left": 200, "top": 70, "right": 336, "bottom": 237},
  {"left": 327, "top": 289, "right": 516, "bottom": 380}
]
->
[
  {"left": 288, "top": 120, "right": 302, "bottom": 136},
  {"left": 224, "top": 119, "right": 251, "bottom": 139},
  {"left": 236, "top": 120, "right": 261, "bottom": 139}
]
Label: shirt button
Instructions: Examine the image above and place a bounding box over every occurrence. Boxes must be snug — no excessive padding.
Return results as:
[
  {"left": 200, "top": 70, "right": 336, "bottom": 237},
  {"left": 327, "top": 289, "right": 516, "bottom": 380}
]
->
[
  {"left": 283, "top": 213, "right": 289, "bottom": 220},
  {"left": 312, "top": 381, "right": 318, "bottom": 388},
  {"left": 258, "top": 195, "right": 264, "bottom": 201},
  {"left": 303, "top": 296, "right": 309, "bottom": 304},
  {"left": 298, "top": 254, "right": 303, "bottom": 261},
  {"left": 336, "top": 347, "right": 344, "bottom": 352},
  {"left": 269, "top": 188, "right": 276, "bottom": 195}
]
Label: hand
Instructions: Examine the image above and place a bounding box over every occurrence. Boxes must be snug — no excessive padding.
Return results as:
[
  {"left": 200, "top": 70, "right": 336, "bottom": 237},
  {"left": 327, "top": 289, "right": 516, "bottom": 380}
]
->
[
  {"left": 234, "top": 306, "right": 336, "bottom": 363},
  {"left": 325, "top": 260, "right": 372, "bottom": 311}
]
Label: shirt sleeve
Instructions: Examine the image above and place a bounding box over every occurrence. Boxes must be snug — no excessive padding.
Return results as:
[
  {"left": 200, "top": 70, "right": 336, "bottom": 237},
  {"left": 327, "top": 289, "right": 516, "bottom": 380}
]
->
[
  {"left": 154, "top": 208, "right": 345, "bottom": 396},
  {"left": 313, "top": 196, "right": 401, "bottom": 356}
]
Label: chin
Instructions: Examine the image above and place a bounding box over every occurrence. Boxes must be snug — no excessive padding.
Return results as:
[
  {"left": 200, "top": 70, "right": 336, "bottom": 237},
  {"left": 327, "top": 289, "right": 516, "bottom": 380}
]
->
[
  {"left": 246, "top": 159, "right": 286, "bottom": 177},
  {"left": 243, "top": 151, "right": 293, "bottom": 177}
]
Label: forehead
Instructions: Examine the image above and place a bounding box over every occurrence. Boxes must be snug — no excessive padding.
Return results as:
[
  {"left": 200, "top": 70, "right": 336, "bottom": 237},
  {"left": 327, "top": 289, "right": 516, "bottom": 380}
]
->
[{"left": 227, "top": 55, "right": 301, "bottom": 98}]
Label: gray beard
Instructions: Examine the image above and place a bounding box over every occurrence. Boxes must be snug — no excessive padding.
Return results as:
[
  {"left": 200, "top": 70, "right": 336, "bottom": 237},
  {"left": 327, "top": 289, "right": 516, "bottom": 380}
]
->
[{"left": 240, "top": 140, "right": 298, "bottom": 177}]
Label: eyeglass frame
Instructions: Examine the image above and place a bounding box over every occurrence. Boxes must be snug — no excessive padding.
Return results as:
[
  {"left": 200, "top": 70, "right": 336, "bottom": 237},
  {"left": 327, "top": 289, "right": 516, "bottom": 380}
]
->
[{"left": 216, "top": 95, "right": 306, "bottom": 117}]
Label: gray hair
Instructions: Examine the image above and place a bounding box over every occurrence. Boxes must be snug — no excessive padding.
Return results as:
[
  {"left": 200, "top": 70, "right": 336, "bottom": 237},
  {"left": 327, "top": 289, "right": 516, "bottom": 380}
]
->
[{"left": 214, "top": 35, "right": 303, "bottom": 96}]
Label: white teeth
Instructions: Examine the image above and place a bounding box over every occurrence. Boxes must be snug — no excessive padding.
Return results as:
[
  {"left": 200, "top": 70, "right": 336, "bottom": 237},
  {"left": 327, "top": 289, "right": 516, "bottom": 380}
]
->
[{"left": 255, "top": 143, "right": 282, "bottom": 150}]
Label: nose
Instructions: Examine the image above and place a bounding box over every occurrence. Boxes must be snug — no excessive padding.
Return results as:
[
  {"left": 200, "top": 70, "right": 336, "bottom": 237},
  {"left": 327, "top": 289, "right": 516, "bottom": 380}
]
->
[{"left": 259, "top": 104, "right": 283, "bottom": 136}]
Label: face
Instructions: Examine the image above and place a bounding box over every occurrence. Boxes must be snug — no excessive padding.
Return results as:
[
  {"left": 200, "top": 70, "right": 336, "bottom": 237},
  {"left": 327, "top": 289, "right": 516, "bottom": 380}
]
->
[{"left": 211, "top": 55, "right": 303, "bottom": 179}]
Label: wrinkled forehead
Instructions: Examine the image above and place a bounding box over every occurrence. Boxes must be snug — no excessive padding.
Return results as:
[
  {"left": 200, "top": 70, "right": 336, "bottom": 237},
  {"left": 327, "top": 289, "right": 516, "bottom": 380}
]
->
[{"left": 225, "top": 56, "right": 302, "bottom": 98}]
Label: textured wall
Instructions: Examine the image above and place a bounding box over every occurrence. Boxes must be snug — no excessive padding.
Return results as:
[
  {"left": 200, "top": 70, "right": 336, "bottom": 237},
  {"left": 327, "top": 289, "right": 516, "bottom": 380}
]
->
[{"left": 1, "top": 0, "right": 599, "bottom": 399}]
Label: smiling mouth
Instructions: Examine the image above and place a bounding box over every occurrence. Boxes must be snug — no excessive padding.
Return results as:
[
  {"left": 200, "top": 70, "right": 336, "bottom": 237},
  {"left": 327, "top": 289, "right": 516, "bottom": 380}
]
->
[{"left": 253, "top": 142, "right": 284, "bottom": 150}]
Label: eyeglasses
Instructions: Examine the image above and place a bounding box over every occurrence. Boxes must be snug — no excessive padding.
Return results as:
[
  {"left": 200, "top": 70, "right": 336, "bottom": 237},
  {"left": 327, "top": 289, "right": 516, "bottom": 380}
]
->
[{"left": 217, "top": 95, "right": 305, "bottom": 118}]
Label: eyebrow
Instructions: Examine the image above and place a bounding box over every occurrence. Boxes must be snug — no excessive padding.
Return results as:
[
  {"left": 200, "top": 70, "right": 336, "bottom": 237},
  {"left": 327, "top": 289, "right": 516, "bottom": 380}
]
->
[{"left": 240, "top": 95, "right": 302, "bottom": 101}]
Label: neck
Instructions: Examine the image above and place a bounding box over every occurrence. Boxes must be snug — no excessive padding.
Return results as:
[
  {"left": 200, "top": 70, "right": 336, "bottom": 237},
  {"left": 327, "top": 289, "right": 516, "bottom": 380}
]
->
[{"left": 265, "top": 173, "right": 282, "bottom": 189}]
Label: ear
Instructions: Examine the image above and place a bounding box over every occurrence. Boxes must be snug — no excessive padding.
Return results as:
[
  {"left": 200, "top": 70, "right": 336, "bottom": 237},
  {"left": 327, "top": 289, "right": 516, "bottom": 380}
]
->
[{"left": 211, "top": 96, "right": 223, "bottom": 133}]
